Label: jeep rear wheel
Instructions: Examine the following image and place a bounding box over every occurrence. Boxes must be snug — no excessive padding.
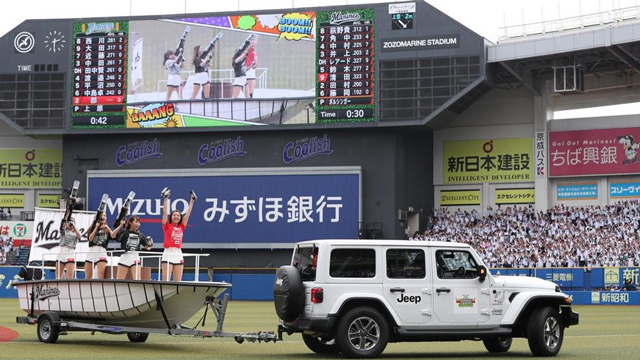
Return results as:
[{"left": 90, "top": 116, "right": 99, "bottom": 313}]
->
[
  {"left": 336, "top": 307, "right": 389, "bottom": 358},
  {"left": 273, "top": 266, "right": 305, "bottom": 322},
  {"left": 527, "top": 306, "right": 564, "bottom": 357},
  {"left": 483, "top": 336, "right": 512, "bottom": 353},
  {"left": 302, "top": 334, "right": 340, "bottom": 354}
]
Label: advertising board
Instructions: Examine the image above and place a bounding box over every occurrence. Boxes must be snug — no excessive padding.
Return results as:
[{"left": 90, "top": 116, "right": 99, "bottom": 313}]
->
[
  {"left": 549, "top": 127, "right": 640, "bottom": 177},
  {"left": 557, "top": 183, "right": 598, "bottom": 201},
  {"left": 439, "top": 189, "right": 480, "bottom": 206},
  {"left": 609, "top": 181, "right": 640, "bottom": 199},
  {"left": 443, "top": 138, "right": 533, "bottom": 184},
  {"left": 495, "top": 188, "right": 534, "bottom": 204},
  {"left": 0, "top": 149, "right": 62, "bottom": 189},
  {"left": 86, "top": 168, "right": 361, "bottom": 248}
]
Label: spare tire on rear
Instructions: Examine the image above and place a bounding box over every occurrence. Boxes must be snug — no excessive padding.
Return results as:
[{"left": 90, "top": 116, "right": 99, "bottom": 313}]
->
[{"left": 274, "top": 265, "right": 305, "bottom": 322}]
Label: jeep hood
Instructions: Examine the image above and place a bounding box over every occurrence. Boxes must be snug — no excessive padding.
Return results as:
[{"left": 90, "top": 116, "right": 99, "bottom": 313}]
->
[{"left": 492, "top": 275, "right": 557, "bottom": 291}]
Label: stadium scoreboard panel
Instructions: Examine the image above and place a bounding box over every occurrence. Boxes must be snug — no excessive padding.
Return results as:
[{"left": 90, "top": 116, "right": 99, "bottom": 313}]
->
[
  {"left": 316, "top": 9, "right": 375, "bottom": 123},
  {"left": 71, "top": 21, "right": 128, "bottom": 127},
  {"left": 68, "top": 9, "right": 377, "bottom": 131},
  {"left": 0, "top": 1, "right": 484, "bottom": 132}
]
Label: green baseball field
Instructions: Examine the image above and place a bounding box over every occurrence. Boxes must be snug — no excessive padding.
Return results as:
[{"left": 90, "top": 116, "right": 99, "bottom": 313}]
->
[{"left": 1, "top": 299, "right": 638, "bottom": 359}]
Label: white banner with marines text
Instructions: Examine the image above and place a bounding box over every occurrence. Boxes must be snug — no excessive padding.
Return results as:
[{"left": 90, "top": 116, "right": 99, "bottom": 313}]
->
[{"left": 29, "top": 208, "right": 96, "bottom": 263}]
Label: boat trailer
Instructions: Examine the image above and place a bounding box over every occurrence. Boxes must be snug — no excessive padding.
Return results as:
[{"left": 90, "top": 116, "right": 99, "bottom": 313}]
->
[{"left": 16, "top": 293, "right": 278, "bottom": 344}]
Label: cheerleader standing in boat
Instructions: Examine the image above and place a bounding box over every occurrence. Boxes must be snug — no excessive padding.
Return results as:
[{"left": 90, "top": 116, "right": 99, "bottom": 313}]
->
[
  {"left": 86, "top": 213, "right": 119, "bottom": 279},
  {"left": 56, "top": 217, "right": 82, "bottom": 279},
  {"left": 114, "top": 216, "right": 153, "bottom": 280},
  {"left": 160, "top": 187, "right": 196, "bottom": 281}
]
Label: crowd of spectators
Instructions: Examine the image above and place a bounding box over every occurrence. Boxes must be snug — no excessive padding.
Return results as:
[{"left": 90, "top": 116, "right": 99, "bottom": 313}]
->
[
  {"left": 414, "top": 201, "right": 640, "bottom": 269},
  {"left": 0, "top": 229, "right": 14, "bottom": 265}
]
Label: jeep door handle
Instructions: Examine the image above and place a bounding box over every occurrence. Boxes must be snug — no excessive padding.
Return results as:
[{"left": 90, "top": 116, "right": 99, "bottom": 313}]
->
[
  {"left": 390, "top": 287, "right": 405, "bottom": 293},
  {"left": 436, "top": 287, "right": 451, "bottom": 293}
]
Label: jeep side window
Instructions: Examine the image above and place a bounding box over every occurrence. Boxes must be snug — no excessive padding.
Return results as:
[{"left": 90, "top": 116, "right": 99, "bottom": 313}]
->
[
  {"left": 435, "top": 250, "right": 478, "bottom": 279},
  {"left": 329, "top": 248, "right": 376, "bottom": 278},
  {"left": 293, "top": 246, "right": 317, "bottom": 281},
  {"left": 386, "top": 249, "right": 426, "bottom": 279}
]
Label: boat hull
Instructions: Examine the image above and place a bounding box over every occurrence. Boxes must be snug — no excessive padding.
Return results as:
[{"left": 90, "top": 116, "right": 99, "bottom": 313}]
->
[{"left": 15, "top": 279, "right": 231, "bottom": 328}]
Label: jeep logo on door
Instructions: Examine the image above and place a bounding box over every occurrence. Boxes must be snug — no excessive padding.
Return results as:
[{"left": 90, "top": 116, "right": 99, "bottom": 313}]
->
[{"left": 397, "top": 295, "right": 421, "bottom": 304}]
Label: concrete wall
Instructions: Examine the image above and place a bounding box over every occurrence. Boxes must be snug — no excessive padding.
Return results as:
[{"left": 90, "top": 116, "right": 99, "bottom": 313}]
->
[
  {"left": 433, "top": 87, "right": 535, "bottom": 215},
  {"left": 61, "top": 127, "right": 434, "bottom": 265},
  {"left": 446, "top": 87, "right": 534, "bottom": 127}
]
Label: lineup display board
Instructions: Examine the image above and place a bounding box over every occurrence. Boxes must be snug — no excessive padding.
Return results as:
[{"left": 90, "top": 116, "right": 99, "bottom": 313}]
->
[
  {"left": 71, "top": 21, "right": 128, "bottom": 127},
  {"left": 316, "top": 9, "right": 375, "bottom": 123},
  {"left": 68, "top": 9, "right": 375, "bottom": 131}
]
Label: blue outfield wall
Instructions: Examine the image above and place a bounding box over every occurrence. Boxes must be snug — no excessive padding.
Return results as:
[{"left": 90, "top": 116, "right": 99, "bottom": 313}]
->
[
  {"left": 2, "top": 266, "right": 639, "bottom": 304},
  {"left": 566, "top": 291, "right": 640, "bottom": 305},
  {"left": 0, "top": 267, "right": 52, "bottom": 298},
  {"left": 491, "top": 267, "right": 640, "bottom": 291}
]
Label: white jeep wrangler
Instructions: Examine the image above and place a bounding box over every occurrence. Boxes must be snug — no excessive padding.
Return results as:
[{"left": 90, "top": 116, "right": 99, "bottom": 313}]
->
[{"left": 274, "top": 239, "right": 579, "bottom": 358}]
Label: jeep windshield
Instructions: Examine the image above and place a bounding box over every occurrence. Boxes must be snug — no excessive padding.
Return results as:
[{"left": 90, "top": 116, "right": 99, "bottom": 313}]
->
[{"left": 292, "top": 245, "right": 317, "bottom": 281}]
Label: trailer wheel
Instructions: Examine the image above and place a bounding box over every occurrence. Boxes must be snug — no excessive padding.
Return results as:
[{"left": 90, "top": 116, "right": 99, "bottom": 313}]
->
[
  {"left": 37, "top": 313, "right": 60, "bottom": 343},
  {"left": 127, "top": 332, "right": 149, "bottom": 343},
  {"left": 273, "top": 266, "right": 304, "bottom": 322}
]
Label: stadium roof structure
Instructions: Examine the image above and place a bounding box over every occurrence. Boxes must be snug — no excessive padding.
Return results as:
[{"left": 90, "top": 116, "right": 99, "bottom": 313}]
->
[{"left": 486, "top": 6, "right": 640, "bottom": 98}]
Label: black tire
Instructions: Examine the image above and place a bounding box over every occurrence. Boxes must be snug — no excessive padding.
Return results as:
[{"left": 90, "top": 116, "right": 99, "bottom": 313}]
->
[
  {"left": 127, "top": 332, "right": 149, "bottom": 342},
  {"left": 527, "top": 306, "right": 564, "bottom": 357},
  {"left": 302, "top": 334, "right": 340, "bottom": 354},
  {"left": 37, "top": 313, "right": 60, "bottom": 343},
  {"left": 335, "top": 307, "right": 389, "bottom": 358},
  {"left": 483, "top": 336, "right": 512, "bottom": 353},
  {"left": 273, "top": 265, "right": 305, "bottom": 322}
]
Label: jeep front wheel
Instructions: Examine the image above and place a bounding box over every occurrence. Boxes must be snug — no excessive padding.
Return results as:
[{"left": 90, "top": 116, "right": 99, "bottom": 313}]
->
[
  {"left": 527, "top": 306, "right": 564, "bottom": 357},
  {"left": 483, "top": 336, "right": 512, "bottom": 353},
  {"left": 302, "top": 334, "right": 340, "bottom": 354},
  {"left": 336, "top": 307, "right": 389, "bottom": 358}
]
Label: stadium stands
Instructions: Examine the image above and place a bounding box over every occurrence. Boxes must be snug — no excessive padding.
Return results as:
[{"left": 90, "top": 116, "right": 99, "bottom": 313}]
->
[{"left": 416, "top": 202, "right": 640, "bottom": 269}]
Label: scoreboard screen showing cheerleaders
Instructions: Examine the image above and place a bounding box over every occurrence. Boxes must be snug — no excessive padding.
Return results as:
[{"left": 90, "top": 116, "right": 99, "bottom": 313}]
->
[
  {"left": 315, "top": 9, "right": 375, "bottom": 124},
  {"left": 71, "top": 21, "right": 128, "bottom": 128}
]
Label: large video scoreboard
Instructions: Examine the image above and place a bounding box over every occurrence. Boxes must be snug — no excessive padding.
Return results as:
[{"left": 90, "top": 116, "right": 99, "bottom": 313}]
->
[
  {"left": 1, "top": 1, "right": 484, "bottom": 132},
  {"left": 66, "top": 8, "right": 379, "bottom": 131}
]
